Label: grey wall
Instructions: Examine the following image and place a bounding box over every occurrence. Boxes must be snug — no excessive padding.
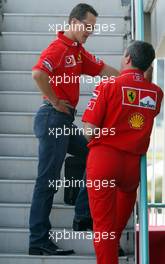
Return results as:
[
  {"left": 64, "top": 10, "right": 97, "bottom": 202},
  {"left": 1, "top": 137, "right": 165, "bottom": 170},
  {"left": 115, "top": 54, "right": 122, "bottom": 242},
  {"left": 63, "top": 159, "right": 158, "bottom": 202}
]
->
[{"left": 144, "top": 0, "right": 165, "bottom": 56}]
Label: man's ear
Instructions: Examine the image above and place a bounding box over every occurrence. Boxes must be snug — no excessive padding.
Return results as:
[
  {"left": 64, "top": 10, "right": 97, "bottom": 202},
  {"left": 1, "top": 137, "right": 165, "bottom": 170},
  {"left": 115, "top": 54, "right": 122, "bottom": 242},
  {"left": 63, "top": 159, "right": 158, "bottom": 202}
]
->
[
  {"left": 71, "top": 18, "right": 77, "bottom": 25},
  {"left": 144, "top": 65, "right": 153, "bottom": 82},
  {"left": 125, "top": 54, "right": 131, "bottom": 65},
  {"left": 70, "top": 18, "right": 77, "bottom": 31}
]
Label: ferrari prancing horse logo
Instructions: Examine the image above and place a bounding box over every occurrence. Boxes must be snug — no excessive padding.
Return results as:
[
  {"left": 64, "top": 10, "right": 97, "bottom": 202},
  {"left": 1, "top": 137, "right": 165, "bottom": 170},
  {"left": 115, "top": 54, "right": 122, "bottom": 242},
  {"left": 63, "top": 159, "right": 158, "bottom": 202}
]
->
[{"left": 127, "top": 90, "right": 137, "bottom": 103}]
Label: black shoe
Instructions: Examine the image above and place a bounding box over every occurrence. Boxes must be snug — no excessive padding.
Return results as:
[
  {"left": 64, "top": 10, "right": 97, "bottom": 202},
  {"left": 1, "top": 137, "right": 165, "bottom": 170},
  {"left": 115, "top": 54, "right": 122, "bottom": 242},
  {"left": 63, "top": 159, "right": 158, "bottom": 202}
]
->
[
  {"left": 119, "top": 246, "right": 125, "bottom": 256},
  {"left": 73, "top": 218, "right": 93, "bottom": 231},
  {"left": 29, "top": 240, "right": 75, "bottom": 256}
]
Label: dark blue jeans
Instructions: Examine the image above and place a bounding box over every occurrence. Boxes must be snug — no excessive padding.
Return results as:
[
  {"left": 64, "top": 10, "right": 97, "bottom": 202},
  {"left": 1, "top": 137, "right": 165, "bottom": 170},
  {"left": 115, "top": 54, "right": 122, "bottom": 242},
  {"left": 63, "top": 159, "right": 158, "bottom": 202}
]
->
[{"left": 29, "top": 104, "right": 90, "bottom": 246}]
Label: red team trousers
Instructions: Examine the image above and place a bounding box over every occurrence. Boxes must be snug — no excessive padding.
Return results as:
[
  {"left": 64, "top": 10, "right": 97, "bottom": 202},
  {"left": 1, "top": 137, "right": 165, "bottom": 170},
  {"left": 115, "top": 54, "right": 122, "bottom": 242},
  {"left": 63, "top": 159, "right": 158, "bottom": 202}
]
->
[{"left": 87, "top": 145, "right": 140, "bottom": 264}]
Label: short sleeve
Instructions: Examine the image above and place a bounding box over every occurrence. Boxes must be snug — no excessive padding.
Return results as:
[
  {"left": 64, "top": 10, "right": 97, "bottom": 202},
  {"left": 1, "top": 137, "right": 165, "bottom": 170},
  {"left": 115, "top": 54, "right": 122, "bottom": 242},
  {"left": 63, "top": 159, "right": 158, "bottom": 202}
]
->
[
  {"left": 82, "top": 82, "right": 109, "bottom": 127},
  {"left": 81, "top": 48, "right": 105, "bottom": 77},
  {"left": 32, "top": 45, "right": 65, "bottom": 75}
]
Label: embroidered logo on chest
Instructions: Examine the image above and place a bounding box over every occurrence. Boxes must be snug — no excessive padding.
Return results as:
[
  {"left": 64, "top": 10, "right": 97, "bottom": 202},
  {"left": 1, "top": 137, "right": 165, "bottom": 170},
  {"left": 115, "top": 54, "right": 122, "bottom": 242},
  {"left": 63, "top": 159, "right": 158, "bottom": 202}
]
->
[{"left": 65, "top": 55, "right": 76, "bottom": 67}]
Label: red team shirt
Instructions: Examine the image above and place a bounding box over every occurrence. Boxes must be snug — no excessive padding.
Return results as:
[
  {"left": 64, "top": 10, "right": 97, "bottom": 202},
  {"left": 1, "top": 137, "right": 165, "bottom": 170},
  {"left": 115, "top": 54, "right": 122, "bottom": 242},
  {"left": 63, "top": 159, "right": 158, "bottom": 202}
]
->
[
  {"left": 82, "top": 69, "right": 163, "bottom": 155},
  {"left": 33, "top": 31, "right": 105, "bottom": 107}
]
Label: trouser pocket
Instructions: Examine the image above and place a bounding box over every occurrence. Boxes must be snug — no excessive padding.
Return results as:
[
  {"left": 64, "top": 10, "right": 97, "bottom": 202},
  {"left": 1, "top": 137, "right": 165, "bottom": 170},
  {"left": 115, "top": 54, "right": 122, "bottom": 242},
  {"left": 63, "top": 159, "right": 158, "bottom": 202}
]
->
[{"left": 34, "top": 107, "right": 50, "bottom": 138}]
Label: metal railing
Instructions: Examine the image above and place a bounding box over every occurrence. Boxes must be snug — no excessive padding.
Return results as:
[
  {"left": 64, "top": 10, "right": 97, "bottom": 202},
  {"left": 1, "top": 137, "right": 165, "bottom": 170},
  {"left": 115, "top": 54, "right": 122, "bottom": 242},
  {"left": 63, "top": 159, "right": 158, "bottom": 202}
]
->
[
  {"left": 131, "top": 1, "right": 165, "bottom": 263},
  {"left": 139, "top": 156, "right": 149, "bottom": 264},
  {"left": 0, "top": 0, "right": 3, "bottom": 33}
]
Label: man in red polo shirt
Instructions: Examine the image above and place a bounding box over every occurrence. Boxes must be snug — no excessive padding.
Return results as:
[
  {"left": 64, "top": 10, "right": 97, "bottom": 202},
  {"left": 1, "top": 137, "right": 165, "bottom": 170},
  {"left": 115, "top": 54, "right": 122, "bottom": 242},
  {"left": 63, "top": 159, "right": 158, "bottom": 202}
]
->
[
  {"left": 82, "top": 41, "right": 163, "bottom": 264},
  {"left": 29, "top": 3, "right": 119, "bottom": 255}
]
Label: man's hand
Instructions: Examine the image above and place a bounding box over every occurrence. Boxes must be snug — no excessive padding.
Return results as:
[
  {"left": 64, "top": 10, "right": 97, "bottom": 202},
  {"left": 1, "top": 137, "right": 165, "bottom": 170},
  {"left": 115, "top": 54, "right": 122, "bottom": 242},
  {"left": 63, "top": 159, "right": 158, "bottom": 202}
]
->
[
  {"left": 32, "top": 70, "right": 73, "bottom": 115},
  {"left": 52, "top": 99, "right": 74, "bottom": 115}
]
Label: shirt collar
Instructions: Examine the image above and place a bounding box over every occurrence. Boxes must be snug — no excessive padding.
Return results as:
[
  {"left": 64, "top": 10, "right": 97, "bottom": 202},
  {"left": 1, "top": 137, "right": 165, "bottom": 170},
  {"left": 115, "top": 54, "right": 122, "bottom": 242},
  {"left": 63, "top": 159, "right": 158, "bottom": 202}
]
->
[
  {"left": 120, "top": 68, "right": 144, "bottom": 78},
  {"left": 57, "top": 31, "right": 80, "bottom": 47}
]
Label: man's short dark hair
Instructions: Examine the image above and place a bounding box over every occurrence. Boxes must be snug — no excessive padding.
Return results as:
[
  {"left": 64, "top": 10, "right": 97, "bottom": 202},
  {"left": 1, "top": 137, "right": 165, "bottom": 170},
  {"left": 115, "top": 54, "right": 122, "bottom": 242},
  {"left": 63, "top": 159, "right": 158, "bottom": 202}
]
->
[
  {"left": 69, "top": 3, "right": 98, "bottom": 24},
  {"left": 125, "top": 41, "right": 155, "bottom": 71}
]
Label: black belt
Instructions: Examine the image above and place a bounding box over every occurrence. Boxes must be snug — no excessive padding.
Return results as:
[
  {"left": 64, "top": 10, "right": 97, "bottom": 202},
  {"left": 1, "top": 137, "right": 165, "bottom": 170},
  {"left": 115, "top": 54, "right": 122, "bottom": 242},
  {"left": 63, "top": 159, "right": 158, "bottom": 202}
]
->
[{"left": 42, "top": 100, "right": 77, "bottom": 117}]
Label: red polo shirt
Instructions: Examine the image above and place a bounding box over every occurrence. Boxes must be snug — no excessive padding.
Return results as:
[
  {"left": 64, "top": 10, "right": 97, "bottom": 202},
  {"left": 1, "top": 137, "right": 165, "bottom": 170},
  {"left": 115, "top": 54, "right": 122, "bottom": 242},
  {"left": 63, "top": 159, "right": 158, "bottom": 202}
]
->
[
  {"left": 82, "top": 69, "right": 163, "bottom": 155},
  {"left": 32, "top": 31, "right": 105, "bottom": 107}
]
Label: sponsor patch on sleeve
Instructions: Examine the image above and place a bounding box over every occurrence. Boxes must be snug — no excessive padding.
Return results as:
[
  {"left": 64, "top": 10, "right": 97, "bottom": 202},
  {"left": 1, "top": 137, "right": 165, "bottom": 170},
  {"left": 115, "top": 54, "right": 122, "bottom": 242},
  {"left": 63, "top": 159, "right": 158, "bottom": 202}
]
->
[{"left": 42, "top": 59, "right": 54, "bottom": 73}]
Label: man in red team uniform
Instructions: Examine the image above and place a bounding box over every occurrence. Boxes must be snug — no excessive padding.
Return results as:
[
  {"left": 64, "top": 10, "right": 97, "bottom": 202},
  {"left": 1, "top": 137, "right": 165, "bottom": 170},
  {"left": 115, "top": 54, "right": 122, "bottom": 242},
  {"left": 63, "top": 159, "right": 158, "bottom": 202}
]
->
[
  {"left": 29, "top": 4, "right": 119, "bottom": 255},
  {"left": 82, "top": 41, "right": 163, "bottom": 264}
]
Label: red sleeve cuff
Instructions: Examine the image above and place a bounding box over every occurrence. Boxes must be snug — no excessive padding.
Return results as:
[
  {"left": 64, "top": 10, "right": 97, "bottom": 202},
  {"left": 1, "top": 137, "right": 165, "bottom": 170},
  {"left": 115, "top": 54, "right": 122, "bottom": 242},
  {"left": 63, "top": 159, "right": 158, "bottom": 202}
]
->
[{"left": 32, "top": 65, "right": 52, "bottom": 76}]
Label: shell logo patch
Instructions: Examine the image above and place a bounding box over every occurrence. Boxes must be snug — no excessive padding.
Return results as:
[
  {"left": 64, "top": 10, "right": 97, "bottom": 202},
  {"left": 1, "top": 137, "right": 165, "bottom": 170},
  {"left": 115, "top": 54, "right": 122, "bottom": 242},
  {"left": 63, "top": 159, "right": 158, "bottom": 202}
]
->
[{"left": 129, "top": 113, "right": 145, "bottom": 129}]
